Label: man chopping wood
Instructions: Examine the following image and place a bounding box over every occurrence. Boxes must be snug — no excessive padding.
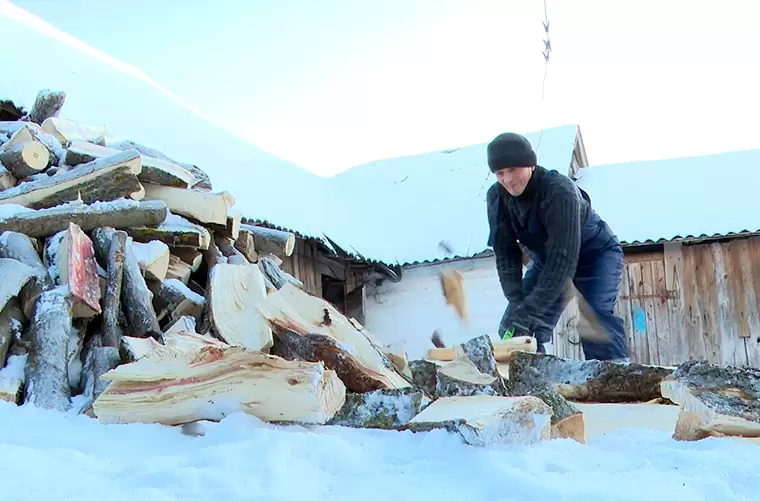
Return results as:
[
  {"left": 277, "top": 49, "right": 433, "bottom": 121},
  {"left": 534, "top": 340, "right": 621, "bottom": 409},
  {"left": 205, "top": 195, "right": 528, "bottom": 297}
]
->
[{"left": 485, "top": 132, "right": 628, "bottom": 361}]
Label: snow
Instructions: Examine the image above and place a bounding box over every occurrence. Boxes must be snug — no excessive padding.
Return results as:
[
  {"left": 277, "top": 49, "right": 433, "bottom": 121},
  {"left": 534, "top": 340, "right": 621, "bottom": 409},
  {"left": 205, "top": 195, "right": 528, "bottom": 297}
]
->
[
  {"left": 0, "top": 354, "right": 26, "bottom": 394},
  {"left": 0, "top": 402, "right": 759, "bottom": 500},
  {"left": 131, "top": 239, "right": 168, "bottom": 265},
  {"left": 576, "top": 148, "right": 760, "bottom": 245}
]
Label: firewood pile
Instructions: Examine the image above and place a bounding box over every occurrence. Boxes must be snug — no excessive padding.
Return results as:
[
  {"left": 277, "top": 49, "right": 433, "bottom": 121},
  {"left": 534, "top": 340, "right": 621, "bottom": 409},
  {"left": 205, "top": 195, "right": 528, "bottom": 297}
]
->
[{"left": 1, "top": 89, "right": 755, "bottom": 446}]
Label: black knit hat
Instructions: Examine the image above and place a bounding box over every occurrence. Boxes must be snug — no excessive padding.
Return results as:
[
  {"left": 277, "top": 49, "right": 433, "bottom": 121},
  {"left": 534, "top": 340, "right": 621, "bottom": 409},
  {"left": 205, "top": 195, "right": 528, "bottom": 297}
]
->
[{"left": 487, "top": 132, "right": 537, "bottom": 172}]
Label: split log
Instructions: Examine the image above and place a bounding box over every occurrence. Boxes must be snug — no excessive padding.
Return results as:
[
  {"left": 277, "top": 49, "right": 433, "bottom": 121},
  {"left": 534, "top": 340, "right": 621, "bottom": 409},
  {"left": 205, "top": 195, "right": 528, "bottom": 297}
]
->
[
  {"left": 0, "top": 150, "right": 142, "bottom": 209},
  {"left": 507, "top": 371, "right": 585, "bottom": 443},
  {"left": 64, "top": 140, "right": 197, "bottom": 188},
  {"left": 101, "top": 230, "right": 127, "bottom": 348},
  {"left": 41, "top": 117, "right": 112, "bottom": 146},
  {"left": 23, "top": 288, "right": 73, "bottom": 412},
  {"left": 660, "top": 360, "right": 760, "bottom": 441},
  {"left": 0, "top": 165, "right": 16, "bottom": 190},
  {"left": 0, "top": 231, "right": 52, "bottom": 318},
  {"left": 198, "top": 239, "right": 225, "bottom": 336},
  {"left": 233, "top": 226, "right": 258, "bottom": 262},
  {"left": 507, "top": 352, "right": 673, "bottom": 403},
  {"left": 165, "top": 255, "right": 194, "bottom": 284},
  {"left": 435, "top": 356, "right": 502, "bottom": 398},
  {"left": 409, "top": 359, "right": 439, "bottom": 396},
  {"left": 92, "top": 227, "right": 161, "bottom": 340},
  {"left": 142, "top": 184, "right": 231, "bottom": 226},
  {"left": 43, "top": 223, "right": 102, "bottom": 318},
  {"left": 382, "top": 341, "right": 413, "bottom": 379},
  {"left": 207, "top": 262, "right": 272, "bottom": 351},
  {"left": 258, "top": 254, "right": 304, "bottom": 289},
  {"left": 91, "top": 331, "right": 347, "bottom": 426},
  {"left": 240, "top": 224, "right": 295, "bottom": 257},
  {"left": 28, "top": 90, "right": 67, "bottom": 125},
  {"left": 0, "top": 258, "right": 36, "bottom": 315},
  {"left": 120, "top": 335, "right": 161, "bottom": 363},
  {"left": 427, "top": 335, "right": 537, "bottom": 363},
  {"left": 132, "top": 240, "right": 170, "bottom": 281},
  {"left": 254, "top": 283, "right": 411, "bottom": 392},
  {"left": 0, "top": 199, "right": 167, "bottom": 238},
  {"left": 0, "top": 353, "right": 27, "bottom": 403},
  {"left": 0, "top": 141, "right": 50, "bottom": 178},
  {"left": 408, "top": 395, "right": 553, "bottom": 447},
  {"left": 327, "top": 388, "right": 428, "bottom": 430},
  {"left": 171, "top": 248, "right": 203, "bottom": 272},
  {"left": 0, "top": 298, "right": 25, "bottom": 367},
  {"left": 154, "top": 278, "right": 205, "bottom": 325},
  {"left": 126, "top": 211, "right": 211, "bottom": 250}
]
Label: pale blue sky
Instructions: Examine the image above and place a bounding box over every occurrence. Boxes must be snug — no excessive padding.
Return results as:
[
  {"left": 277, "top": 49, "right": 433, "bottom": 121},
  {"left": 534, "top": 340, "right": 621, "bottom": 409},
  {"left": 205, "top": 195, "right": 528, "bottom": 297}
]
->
[{"left": 11, "top": 0, "right": 760, "bottom": 176}]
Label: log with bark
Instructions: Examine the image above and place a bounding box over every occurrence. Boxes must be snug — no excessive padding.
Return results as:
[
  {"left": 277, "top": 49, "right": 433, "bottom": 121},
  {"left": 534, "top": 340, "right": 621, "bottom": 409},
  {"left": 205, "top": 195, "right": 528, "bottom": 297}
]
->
[
  {"left": 23, "top": 288, "right": 74, "bottom": 412},
  {"left": 660, "top": 360, "right": 760, "bottom": 441},
  {"left": 91, "top": 227, "right": 161, "bottom": 340},
  {"left": 233, "top": 226, "right": 258, "bottom": 263},
  {"left": 214, "top": 234, "right": 248, "bottom": 265},
  {"left": 43, "top": 223, "right": 102, "bottom": 318},
  {"left": 64, "top": 139, "right": 197, "bottom": 188},
  {"left": 0, "top": 121, "right": 65, "bottom": 165},
  {"left": 91, "top": 330, "right": 347, "bottom": 426},
  {"left": 0, "top": 298, "right": 25, "bottom": 368},
  {"left": 0, "top": 165, "right": 16, "bottom": 190},
  {"left": 240, "top": 224, "right": 295, "bottom": 257},
  {"left": 0, "top": 349, "right": 27, "bottom": 404},
  {"left": 80, "top": 332, "right": 121, "bottom": 408},
  {"left": 172, "top": 248, "right": 203, "bottom": 272},
  {"left": 165, "top": 254, "right": 194, "bottom": 284},
  {"left": 0, "top": 199, "right": 167, "bottom": 238},
  {"left": 28, "top": 90, "right": 67, "bottom": 125},
  {"left": 408, "top": 395, "right": 553, "bottom": 447},
  {"left": 0, "top": 141, "right": 50, "bottom": 178},
  {"left": 142, "top": 184, "right": 232, "bottom": 226},
  {"left": 258, "top": 254, "right": 304, "bottom": 289},
  {"left": 255, "top": 283, "right": 411, "bottom": 393},
  {"left": 409, "top": 359, "right": 439, "bottom": 396},
  {"left": 206, "top": 262, "right": 272, "bottom": 351},
  {"left": 0, "top": 231, "right": 52, "bottom": 318},
  {"left": 327, "top": 388, "right": 428, "bottom": 430},
  {"left": 126, "top": 211, "right": 211, "bottom": 250},
  {"left": 105, "top": 139, "right": 213, "bottom": 191},
  {"left": 507, "top": 352, "right": 673, "bottom": 403},
  {"left": 0, "top": 150, "right": 142, "bottom": 209},
  {"left": 101, "top": 230, "right": 127, "bottom": 348}
]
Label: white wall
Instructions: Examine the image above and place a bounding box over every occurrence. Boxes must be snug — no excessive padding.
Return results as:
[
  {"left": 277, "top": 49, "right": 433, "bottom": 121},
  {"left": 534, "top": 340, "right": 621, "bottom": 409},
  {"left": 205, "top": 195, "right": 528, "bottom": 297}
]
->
[{"left": 364, "top": 256, "right": 512, "bottom": 361}]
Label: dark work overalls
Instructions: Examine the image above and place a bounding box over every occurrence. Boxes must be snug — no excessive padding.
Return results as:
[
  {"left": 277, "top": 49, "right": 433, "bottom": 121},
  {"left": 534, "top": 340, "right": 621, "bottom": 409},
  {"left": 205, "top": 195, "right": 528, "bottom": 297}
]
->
[{"left": 493, "top": 170, "right": 629, "bottom": 361}]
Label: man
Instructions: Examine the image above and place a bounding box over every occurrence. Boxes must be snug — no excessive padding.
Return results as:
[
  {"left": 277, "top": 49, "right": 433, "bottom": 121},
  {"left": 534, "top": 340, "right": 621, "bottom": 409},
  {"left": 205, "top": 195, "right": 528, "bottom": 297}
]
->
[{"left": 485, "top": 132, "right": 628, "bottom": 361}]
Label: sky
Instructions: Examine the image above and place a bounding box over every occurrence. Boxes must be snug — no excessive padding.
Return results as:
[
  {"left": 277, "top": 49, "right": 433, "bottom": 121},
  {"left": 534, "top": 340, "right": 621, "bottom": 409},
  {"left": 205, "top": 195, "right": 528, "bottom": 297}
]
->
[{"left": 9, "top": 0, "right": 760, "bottom": 177}]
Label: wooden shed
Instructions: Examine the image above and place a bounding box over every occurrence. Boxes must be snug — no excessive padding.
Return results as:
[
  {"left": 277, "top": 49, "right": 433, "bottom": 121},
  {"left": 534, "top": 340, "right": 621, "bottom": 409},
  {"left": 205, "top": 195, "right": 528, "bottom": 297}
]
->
[
  {"left": 555, "top": 147, "right": 760, "bottom": 367},
  {"left": 554, "top": 236, "right": 760, "bottom": 367}
]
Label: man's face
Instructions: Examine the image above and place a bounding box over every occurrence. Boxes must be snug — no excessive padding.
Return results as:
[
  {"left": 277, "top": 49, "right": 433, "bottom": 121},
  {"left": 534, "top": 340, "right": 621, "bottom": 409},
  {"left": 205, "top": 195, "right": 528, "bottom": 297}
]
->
[{"left": 495, "top": 166, "right": 534, "bottom": 196}]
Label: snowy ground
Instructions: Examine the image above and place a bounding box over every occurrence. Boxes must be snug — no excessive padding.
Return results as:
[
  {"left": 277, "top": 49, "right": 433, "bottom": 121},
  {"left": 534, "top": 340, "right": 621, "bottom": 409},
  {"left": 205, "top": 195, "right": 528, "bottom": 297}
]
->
[{"left": 1, "top": 401, "right": 759, "bottom": 501}]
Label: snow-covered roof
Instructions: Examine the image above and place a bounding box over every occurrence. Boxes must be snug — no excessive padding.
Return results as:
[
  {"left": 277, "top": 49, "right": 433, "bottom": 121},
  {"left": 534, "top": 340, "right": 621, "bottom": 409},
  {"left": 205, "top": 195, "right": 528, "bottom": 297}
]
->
[{"left": 576, "top": 148, "right": 760, "bottom": 246}]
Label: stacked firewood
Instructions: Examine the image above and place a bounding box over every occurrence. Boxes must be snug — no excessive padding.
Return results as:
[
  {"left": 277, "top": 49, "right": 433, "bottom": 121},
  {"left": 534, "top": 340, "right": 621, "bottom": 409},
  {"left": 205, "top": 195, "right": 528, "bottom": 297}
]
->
[{"left": 3, "top": 89, "right": 754, "bottom": 446}]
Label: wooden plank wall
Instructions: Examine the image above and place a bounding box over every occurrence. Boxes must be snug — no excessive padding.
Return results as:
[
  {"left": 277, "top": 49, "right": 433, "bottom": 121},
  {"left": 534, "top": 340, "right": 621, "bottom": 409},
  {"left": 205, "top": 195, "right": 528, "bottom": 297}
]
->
[
  {"left": 278, "top": 238, "right": 366, "bottom": 308},
  {"left": 553, "top": 236, "right": 760, "bottom": 367}
]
